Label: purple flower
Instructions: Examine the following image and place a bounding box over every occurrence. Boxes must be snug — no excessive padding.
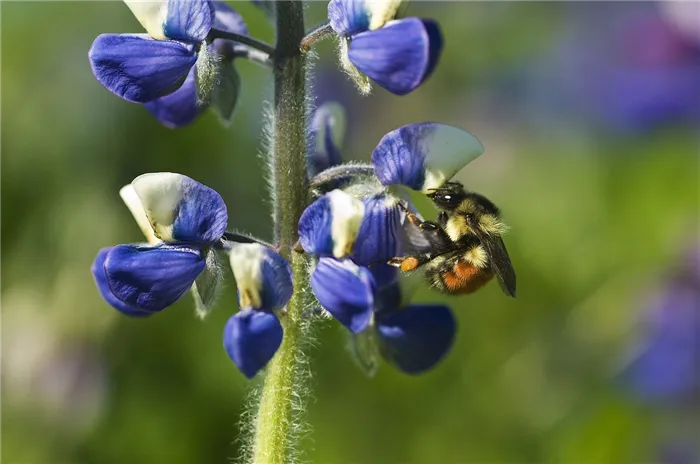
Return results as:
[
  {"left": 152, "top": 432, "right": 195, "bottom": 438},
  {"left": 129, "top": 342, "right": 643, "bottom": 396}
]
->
[
  {"left": 89, "top": 1, "right": 247, "bottom": 128},
  {"left": 327, "top": 0, "right": 443, "bottom": 95}
]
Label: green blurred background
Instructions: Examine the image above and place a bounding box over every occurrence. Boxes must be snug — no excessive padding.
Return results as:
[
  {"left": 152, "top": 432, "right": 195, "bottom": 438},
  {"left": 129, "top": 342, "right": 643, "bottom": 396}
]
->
[{"left": 2, "top": 2, "right": 698, "bottom": 463}]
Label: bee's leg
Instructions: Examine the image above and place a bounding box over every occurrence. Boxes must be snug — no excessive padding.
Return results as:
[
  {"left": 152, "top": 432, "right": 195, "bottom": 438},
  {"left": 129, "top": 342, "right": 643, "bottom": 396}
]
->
[
  {"left": 388, "top": 254, "right": 434, "bottom": 272},
  {"left": 436, "top": 212, "right": 449, "bottom": 228}
]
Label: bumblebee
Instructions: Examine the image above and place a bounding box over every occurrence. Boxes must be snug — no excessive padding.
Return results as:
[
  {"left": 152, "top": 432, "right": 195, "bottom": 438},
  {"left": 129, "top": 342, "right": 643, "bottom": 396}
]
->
[{"left": 388, "top": 182, "right": 516, "bottom": 297}]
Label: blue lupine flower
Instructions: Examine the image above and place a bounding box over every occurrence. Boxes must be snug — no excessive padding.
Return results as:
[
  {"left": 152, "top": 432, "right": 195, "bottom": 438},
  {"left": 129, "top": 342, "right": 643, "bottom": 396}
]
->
[
  {"left": 89, "top": 0, "right": 247, "bottom": 128},
  {"left": 312, "top": 258, "right": 456, "bottom": 374},
  {"left": 91, "top": 172, "right": 227, "bottom": 317},
  {"left": 307, "top": 102, "right": 346, "bottom": 177},
  {"left": 299, "top": 122, "right": 484, "bottom": 267},
  {"left": 328, "top": 0, "right": 443, "bottom": 95},
  {"left": 299, "top": 122, "right": 479, "bottom": 374},
  {"left": 224, "top": 243, "right": 294, "bottom": 378}
]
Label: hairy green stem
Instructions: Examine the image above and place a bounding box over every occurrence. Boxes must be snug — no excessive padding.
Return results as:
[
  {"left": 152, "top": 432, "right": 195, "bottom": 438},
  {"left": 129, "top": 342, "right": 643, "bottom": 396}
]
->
[{"left": 250, "top": 2, "right": 309, "bottom": 464}]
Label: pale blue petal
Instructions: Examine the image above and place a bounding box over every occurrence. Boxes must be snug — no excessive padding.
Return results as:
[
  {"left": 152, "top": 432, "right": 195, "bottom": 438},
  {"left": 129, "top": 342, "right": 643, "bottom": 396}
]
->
[
  {"left": 223, "top": 310, "right": 283, "bottom": 379},
  {"left": 145, "top": 67, "right": 203, "bottom": 128},
  {"left": 89, "top": 34, "right": 196, "bottom": 103},
  {"left": 371, "top": 122, "right": 484, "bottom": 192},
  {"left": 377, "top": 304, "right": 456, "bottom": 374},
  {"left": 311, "top": 258, "right": 375, "bottom": 333},
  {"left": 164, "top": 0, "right": 214, "bottom": 43},
  {"left": 92, "top": 247, "right": 151, "bottom": 317},
  {"left": 103, "top": 244, "right": 205, "bottom": 313},
  {"left": 348, "top": 18, "right": 442, "bottom": 95}
]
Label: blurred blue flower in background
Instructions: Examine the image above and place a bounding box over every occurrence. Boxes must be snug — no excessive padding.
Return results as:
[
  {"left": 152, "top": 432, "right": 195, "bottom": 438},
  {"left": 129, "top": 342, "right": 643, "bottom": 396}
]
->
[
  {"left": 621, "top": 245, "right": 700, "bottom": 404},
  {"left": 307, "top": 102, "right": 346, "bottom": 177},
  {"left": 328, "top": 0, "right": 444, "bottom": 95}
]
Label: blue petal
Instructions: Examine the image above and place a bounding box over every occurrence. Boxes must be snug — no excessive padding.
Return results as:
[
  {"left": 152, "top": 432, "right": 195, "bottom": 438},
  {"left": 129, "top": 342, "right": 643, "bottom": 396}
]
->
[
  {"left": 369, "top": 263, "right": 399, "bottom": 290},
  {"left": 223, "top": 310, "right": 283, "bottom": 379},
  {"left": 91, "top": 247, "right": 151, "bottom": 317},
  {"left": 298, "top": 190, "right": 365, "bottom": 259},
  {"left": 377, "top": 304, "right": 456, "bottom": 374},
  {"left": 211, "top": 1, "right": 248, "bottom": 56},
  {"left": 348, "top": 18, "right": 442, "bottom": 95},
  {"left": 352, "top": 194, "right": 401, "bottom": 266},
  {"left": 229, "top": 244, "right": 294, "bottom": 311},
  {"left": 89, "top": 34, "right": 196, "bottom": 103},
  {"left": 145, "top": 67, "right": 203, "bottom": 128},
  {"left": 371, "top": 122, "right": 484, "bottom": 192},
  {"left": 131, "top": 173, "right": 228, "bottom": 244},
  {"left": 311, "top": 258, "right": 375, "bottom": 333},
  {"left": 164, "top": 0, "right": 214, "bottom": 43},
  {"left": 103, "top": 244, "right": 205, "bottom": 313},
  {"left": 307, "top": 102, "right": 346, "bottom": 177},
  {"left": 328, "top": 0, "right": 370, "bottom": 37}
]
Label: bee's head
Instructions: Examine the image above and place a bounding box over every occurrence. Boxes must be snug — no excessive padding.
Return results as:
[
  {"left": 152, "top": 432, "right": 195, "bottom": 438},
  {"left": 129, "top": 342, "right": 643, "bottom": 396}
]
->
[{"left": 427, "top": 182, "right": 467, "bottom": 211}]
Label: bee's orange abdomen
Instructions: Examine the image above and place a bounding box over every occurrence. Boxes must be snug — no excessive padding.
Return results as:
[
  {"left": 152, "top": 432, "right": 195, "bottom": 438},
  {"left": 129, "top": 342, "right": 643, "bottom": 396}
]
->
[{"left": 441, "top": 260, "right": 494, "bottom": 294}]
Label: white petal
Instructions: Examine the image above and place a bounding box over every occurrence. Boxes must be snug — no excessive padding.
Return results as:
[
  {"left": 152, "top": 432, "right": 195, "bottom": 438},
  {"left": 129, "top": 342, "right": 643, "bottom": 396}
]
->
[
  {"left": 119, "top": 185, "right": 160, "bottom": 244},
  {"left": 328, "top": 189, "right": 365, "bottom": 258},
  {"left": 228, "top": 243, "right": 264, "bottom": 309},
  {"left": 367, "top": 0, "right": 403, "bottom": 30},
  {"left": 124, "top": 1, "right": 168, "bottom": 40},
  {"left": 131, "top": 172, "right": 184, "bottom": 242}
]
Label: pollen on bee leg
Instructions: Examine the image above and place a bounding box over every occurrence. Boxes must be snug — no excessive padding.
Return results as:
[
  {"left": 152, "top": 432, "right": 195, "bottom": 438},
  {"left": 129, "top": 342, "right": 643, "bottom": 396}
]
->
[{"left": 400, "top": 257, "right": 420, "bottom": 272}]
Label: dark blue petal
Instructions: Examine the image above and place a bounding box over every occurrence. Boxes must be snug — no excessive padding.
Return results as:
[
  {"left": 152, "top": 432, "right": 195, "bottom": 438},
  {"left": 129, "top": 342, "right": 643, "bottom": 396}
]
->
[
  {"left": 371, "top": 122, "right": 484, "bottom": 192},
  {"left": 92, "top": 247, "right": 151, "bottom": 317},
  {"left": 211, "top": 1, "right": 248, "bottom": 56},
  {"left": 377, "top": 304, "right": 456, "bottom": 374},
  {"left": 311, "top": 258, "right": 375, "bottom": 333},
  {"left": 352, "top": 194, "right": 401, "bottom": 265},
  {"left": 223, "top": 310, "right": 283, "bottom": 379},
  {"left": 328, "top": 0, "right": 370, "bottom": 37},
  {"left": 144, "top": 67, "right": 203, "bottom": 128},
  {"left": 298, "top": 190, "right": 364, "bottom": 258},
  {"left": 103, "top": 244, "right": 205, "bottom": 313},
  {"left": 89, "top": 34, "right": 196, "bottom": 103},
  {"left": 369, "top": 263, "right": 399, "bottom": 291},
  {"left": 348, "top": 18, "right": 442, "bottom": 95},
  {"left": 307, "top": 102, "right": 346, "bottom": 177},
  {"left": 132, "top": 173, "right": 227, "bottom": 244},
  {"left": 229, "top": 244, "right": 294, "bottom": 311},
  {"left": 164, "top": 0, "right": 214, "bottom": 42}
]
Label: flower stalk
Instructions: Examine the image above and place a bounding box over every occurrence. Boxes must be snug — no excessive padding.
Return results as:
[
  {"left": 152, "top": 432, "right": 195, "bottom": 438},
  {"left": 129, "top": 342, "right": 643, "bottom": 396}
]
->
[{"left": 251, "top": 2, "right": 309, "bottom": 463}]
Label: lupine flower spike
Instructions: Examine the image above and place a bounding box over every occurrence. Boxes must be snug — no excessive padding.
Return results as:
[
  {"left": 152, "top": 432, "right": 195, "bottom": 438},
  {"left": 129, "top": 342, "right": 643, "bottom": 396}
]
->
[
  {"left": 328, "top": 0, "right": 444, "bottom": 95},
  {"left": 89, "top": 0, "right": 248, "bottom": 127}
]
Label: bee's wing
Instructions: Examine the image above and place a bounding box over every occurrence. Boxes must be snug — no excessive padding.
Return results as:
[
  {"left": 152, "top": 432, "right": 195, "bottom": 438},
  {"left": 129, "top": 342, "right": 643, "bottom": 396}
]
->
[{"left": 478, "top": 234, "right": 516, "bottom": 297}]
